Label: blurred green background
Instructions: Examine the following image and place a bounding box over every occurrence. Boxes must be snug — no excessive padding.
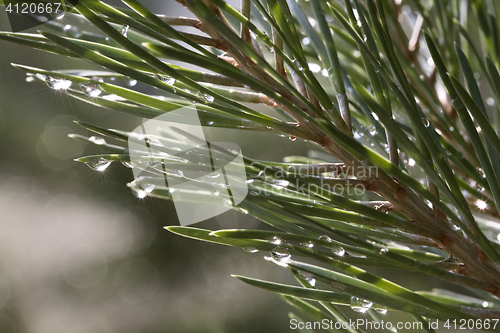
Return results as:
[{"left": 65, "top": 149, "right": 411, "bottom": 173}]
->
[{"left": 0, "top": 2, "right": 475, "bottom": 332}]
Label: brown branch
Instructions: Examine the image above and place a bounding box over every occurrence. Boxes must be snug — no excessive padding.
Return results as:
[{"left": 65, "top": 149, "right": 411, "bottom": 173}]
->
[
  {"left": 156, "top": 16, "right": 203, "bottom": 30},
  {"left": 316, "top": 136, "right": 500, "bottom": 288},
  {"left": 357, "top": 200, "right": 398, "bottom": 213},
  {"left": 240, "top": 0, "right": 251, "bottom": 43},
  {"left": 273, "top": 28, "right": 286, "bottom": 79}
]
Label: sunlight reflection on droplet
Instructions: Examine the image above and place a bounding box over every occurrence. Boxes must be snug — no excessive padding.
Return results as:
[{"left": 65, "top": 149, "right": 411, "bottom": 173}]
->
[
  {"left": 308, "top": 63, "right": 321, "bottom": 72},
  {"left": 46, "top": 77, "right": 72, "bottom": 90},
  {"left": 475, "top": 199, "right": 487, "bottom": 210}
]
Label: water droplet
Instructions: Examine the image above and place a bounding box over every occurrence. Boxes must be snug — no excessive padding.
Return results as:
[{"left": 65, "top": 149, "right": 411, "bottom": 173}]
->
[
  {"left": 211, "top": 186, "right": 222, "bottom": 197},
  {"left": 318, "top": 235, "right": 332, "bottom": 243},
  {"left": 375, "top": 308, "right": 388, "bottom": 315},
  {"left": 478, "top": 168, "right": 486, "bottom": 178},
  {"left": 85, "top": 158, "right": 111, "bottom": 172},
  {"left": 475, "top": 199, "right": 488, "bottom": 210},
  {"left": 155, "top": 74, "right": 175, "bottom": 85},
  {"left": 272, "top": 180, "right": 289, "bottom": 190},
  {"left": 289, "top": 135, "right": 297, "bottom": 141},
  {"left": 89, "top": 136, "right": 106, "bottom": 145},
  {"left": 197, "top": 92, "right": 215, "bottom": 103},
  {"left": 145, "top": 136, "right": 163, "bottom": 147},
  {"left": 271, "top": 236, "right": 282, "bottom": 245},
  {"left": 271, "top": 248, "right": 291, "bottom": 262},
  {"left": 379, "top": 247, "right": 389, "bottom": 254},
  {"left": 350, "top": 296, "right": 372, "bottom": 313},
  {"left": 120, "top": 24, "right": 129, "bottom": 37},
  {"left": 487, "top": 97, "right": 495, "bottom": 106},
  {"left": 300, "top": 241, "right": 314, "bottom": 249},
  {"left": 25, "top": 76, "right": 35, "bottom": 82},
  {"left": 333, "top": 246, "right": 345, "bottom": 257},
  {"left": 367, "top": 125, "right": 377, "bottom": 136},
  {"left": 302, "top": 37, "right": 311, "bottom": 46},
  {"left": 81, "top": 83, "right": 102, "bottom": 97},
  {"left": 101, "top": 94, "right": 121, "bottom": 101},
  {"left": 348, "top": 251, "right": 366, "bottom": 258},
  {"left": 308, "top": 63, "right": 321, "bottom": 73},
  {"left": 422, "top": 117, "right": 430, "bottom": 127},
  {"left": 264, "top": 255, "right": 289, "bottom": 267},
  {"left": 121, "top": 160, "right": 134, "bottom": 168},
  {"left": 50, "top": 9, "right": 66, "bottom": 20},
  {"left": 407, "top": 158, "right": 416, "bottom": 167},
  {"left": 127, "top": 78, "right": 137, "bottom": 87},
  {"left": 136, "top": 190, "right": 147, "bottom": 199},
  {"left": 452, "top": 224, "right": 461, "bottom": 231},
  {"left": 46, "top": 77, "right": 72, "bottom": 90},
  {"left": 138, "top": 182, "right": 155, "bottom": 193},
  {"left": 298, "top": 271, "right": 316, "bottom": 286},
  {"left": 239, "top": 208, "right": 249, "bottom": 214},
  {"left": 62, "top": 24, "right": 81, "bottom": 38},
  {"left": 243, "top": 247, "right": 258, "bottom": 253},
  {"left": 482, "top": 301, "right": 489, "bottom": 308}
]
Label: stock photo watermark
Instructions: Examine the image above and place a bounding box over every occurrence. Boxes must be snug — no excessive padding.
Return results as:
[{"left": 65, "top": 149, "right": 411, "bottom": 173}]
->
[
  {"left": 290, "top": 318, "right": 500, "bottom": 331},
  {"left": 127, "top": 105, "right": 378, "bottom": 226},
  {"left": 4, "top": 0, "right": 76, "bottom": 32},
  {"left": 247, "top": 162, "right": 378, "bottom": 198},
  {"left": 128, "top": 106, "right": 248, "bottom": 226}
]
